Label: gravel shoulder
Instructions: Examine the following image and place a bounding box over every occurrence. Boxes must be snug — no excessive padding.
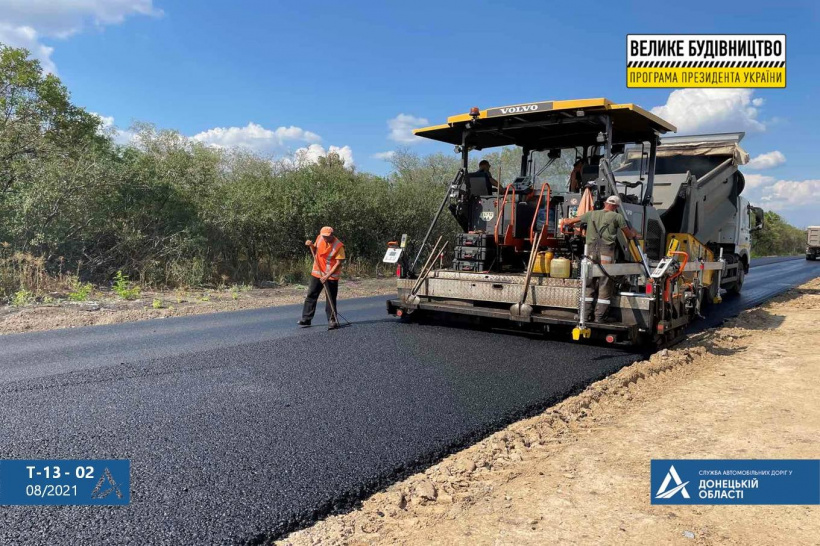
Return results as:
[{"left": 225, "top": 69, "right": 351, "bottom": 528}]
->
[
  {"left": 280, "top": 277, "right": 820, "bottom": 546},
  {"left": 0, "top": 277, "right": 396, "bottom": 335}
]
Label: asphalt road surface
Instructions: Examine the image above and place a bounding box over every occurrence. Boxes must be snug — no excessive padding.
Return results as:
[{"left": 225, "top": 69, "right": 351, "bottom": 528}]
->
[{"left": 0, "top": 256, "right": 815, "bottom": 545}]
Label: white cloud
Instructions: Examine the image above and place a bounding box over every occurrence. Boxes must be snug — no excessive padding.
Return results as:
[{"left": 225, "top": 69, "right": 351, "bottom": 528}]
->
[
  {"left": 0, "top": 0, "right": 161, "bottom": 38},
  {"left": 0, "top": 23, "right": 56, "bottom": 73},
  {"left": 651, "top": 89, "right": 766, "bottom": 134},
  {"left": 89, "top": 114, "right": 353, "bottom": 165},
  {"left": 92, "top": 112, "right": 116, "bottom": 129},
  {"left": 757, "top": 179, "right": 820, "bottom": 211},
  {"left": 192, "top": 122, "right": 354, "bottom": 167},
  {"left": 744, "top": 175, "right": 820, "bottom": 218},
  {"left": 388, "top": 113, "right": 429, "bottom": 144},
  {"left": 289, "top": 144, "right": 354, "bottom": 167},
  {"left": 372, "top": 151, "right": 395, "bottom": 161},
  {"left": 747, "top": 150, "right": 786, "bottom": 170},
  {"left": 744, "top": 173, "right": 775, "bottom": 189},
  {"left": 90, "top": 111, "right": 135, "bottom": 145},
  {"left": 191, "top": 122, "right": 321, "bottom": 155},
  {"left": 0, "top": 0, "right": 161, "bottom": 73}
]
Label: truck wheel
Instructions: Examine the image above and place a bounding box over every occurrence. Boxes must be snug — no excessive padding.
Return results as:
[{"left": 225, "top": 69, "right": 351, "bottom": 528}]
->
[{"left": 726, "top": 265, "right": 745, "bottom": 295}]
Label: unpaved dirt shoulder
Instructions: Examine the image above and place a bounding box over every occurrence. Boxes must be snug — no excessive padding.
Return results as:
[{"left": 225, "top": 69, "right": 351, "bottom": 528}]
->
[
  {"left": 279, "top": 278, "right": 820, "bottom": 546},
  {"left": 0, "top": 277, "right": 395, "bottom": 336}
]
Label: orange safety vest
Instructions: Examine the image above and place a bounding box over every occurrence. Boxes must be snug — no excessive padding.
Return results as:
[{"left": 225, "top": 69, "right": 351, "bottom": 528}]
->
[{"left": 311, "top": 236, "right": 345, "bottom": 281}]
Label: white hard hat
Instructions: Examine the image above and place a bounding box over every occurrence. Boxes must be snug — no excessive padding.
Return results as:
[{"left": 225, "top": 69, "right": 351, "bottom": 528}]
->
[{"left": 605, "top": 195, "right": 622, "bottom": 206}]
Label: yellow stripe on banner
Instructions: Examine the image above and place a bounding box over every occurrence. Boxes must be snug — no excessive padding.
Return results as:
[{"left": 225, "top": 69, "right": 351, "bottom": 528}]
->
[{"left": 627, "top": 67, "right": 785, "bottom": 88}]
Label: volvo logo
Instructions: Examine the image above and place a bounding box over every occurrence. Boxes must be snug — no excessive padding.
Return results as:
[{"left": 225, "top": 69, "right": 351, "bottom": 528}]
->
[
  {"left": 499, "top": 104, "right": 540, "bottom": 115},
  {"left": 486, "top": 101, "right": 552, "bottom": 119}
]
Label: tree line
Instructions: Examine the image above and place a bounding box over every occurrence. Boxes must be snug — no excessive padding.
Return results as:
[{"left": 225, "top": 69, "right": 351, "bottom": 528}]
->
[
  {"left": 0, "top": 44, "right": 808, "bottom": 301},
  {"left": 0, "top": 44, "right": 470, "bottom": 298},
  {"left": 751, "top": 211, "right": 808, "bottom": 257}
]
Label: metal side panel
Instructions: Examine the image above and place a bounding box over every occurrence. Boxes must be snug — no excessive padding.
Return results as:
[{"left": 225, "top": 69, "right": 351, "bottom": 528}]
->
[
  {"left": 429, "top": 270, "right": 580, "bottom": 287},
  {"left": 616, "top": 294, "right": 653, "bottom": 311},
  {"left": 422, "top": 278, "right": 581, "bottom": 308},
  {"left": 397, "top": 272, "right": 652, "bottom": 313},
  {"left": 398, "top": 272, "right": 581, "bottom": 308},
  {"left": 588, "top": 263, "right": 646, "bottom": 277}
]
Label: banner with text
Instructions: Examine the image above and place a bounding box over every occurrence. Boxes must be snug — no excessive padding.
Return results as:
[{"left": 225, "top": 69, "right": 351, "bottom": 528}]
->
[
  {"left": 651, "top": 459, "right": 819, "bottom": 505},
  {"left": 627, "top": 34, "right": 786, "bottom": 88}
]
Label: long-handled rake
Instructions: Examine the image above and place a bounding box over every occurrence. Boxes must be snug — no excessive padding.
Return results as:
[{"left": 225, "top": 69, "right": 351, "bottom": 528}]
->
[
  {"left": 510, "top": 226, "right": 546, "bottom": 319},
  {"left": 321, "top": 279, "right": 351, "bottom": 328}
]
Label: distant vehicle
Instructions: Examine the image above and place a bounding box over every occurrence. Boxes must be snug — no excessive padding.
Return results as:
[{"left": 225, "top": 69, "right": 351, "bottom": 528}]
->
[
  {"left": 386, "top": 98, "right": 764, "bottom": 346},
  {"left": 807, "top": 226, "right": 820, "bottom": 260}
]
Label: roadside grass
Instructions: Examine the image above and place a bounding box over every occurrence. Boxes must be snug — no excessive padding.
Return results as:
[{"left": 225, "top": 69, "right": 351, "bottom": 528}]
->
[
  {"left": 68, "top": 277, "right": 94, "bottom": 302},
  {"left": 112, "top": 271, "right": 141, "bottom": 301},
  {"left": 1, "top": 249, "right": 391, "bottom": 309}
]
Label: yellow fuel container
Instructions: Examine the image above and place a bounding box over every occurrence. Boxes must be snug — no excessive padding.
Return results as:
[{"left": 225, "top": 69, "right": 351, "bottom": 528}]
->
[
  {"left": 532, "top": 251, "right": 554, "bottom": 275},
  {"left": 549, "top": 257, "right": 571, "bottom": 278}
]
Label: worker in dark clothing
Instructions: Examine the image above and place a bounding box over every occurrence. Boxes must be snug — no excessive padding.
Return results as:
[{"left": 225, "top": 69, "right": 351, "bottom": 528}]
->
[
  {"left": 560, "top": 195, "right": 638, "bottom": 322},
  {"left": 470, "top": 159, "right": 502, "bottom": 192},
  {"left": 568, "top": 159, "right": 584, "bottom": 193},
  {"left": 298, "top": 226, "right": 345, "bottom": 330}
]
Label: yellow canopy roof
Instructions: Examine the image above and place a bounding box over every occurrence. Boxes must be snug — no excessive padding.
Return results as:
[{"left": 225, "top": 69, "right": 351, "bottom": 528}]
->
[{"left": 414, "top": 98, "right": 676, "bottom": 150}]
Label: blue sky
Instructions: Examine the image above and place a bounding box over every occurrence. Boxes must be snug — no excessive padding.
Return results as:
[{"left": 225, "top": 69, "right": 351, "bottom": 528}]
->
[{"left": 1, "top": 0, "right": 818, "bottom": 226}]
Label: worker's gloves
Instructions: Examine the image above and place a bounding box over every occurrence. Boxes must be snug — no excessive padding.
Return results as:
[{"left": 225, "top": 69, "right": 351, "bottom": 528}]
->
[{"left": 305, "top": 240, "right": 314, "bottom": 247}]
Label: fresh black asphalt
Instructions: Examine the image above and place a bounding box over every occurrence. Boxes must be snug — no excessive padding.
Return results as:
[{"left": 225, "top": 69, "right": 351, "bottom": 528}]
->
[{"left": 0, "top": 256, "right": 815, "bottom": 544}]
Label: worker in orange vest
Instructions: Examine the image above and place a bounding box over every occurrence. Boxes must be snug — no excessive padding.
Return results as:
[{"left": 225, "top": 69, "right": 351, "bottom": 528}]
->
[{"left": 298, "top": 226, "right": 346, "bottom": 330}]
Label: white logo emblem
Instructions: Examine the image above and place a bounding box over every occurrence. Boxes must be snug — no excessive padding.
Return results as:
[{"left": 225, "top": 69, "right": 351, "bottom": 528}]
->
[
  {"left": 480, "top": 211, "right": 495, "bottom": 221},
  {"left": 655, "top": 465, "right": 691, "bottom": 499},
  {"left": 499, "top": 104, "right": 539, "bottom": 114},
  {"left": 91, "top": 468, "right": 124, "bottom": 500}
]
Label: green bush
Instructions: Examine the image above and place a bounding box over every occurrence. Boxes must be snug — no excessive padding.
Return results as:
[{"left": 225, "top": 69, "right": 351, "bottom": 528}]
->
[
  {"left": 112, "top": 271, "right": 140, "bottom": 300},
  {"left": 11, "top": 289, "right": 34, "bottom": 306},
  {"left": 68, "top": 278, "right": 93, "bottom": 301}
]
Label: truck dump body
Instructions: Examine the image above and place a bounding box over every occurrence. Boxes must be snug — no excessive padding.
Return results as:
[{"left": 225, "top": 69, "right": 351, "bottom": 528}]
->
[
  {"left": 614, "top": 133, "right": 761, "bottom": 293},
  {"left": 807, "top": 227, "right": 820, "bottom": 260},
  {"left": 617, "top": 133, "right": 750, "bottom": 249}
]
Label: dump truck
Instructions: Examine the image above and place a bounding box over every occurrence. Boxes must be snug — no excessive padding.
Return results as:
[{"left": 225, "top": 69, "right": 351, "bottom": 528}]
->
[
  {"left": 385, "top": 98, "right": 764, "bottom": 346},
  {"left": 807, "top": 227, "right": 820, "bottom": 260}
]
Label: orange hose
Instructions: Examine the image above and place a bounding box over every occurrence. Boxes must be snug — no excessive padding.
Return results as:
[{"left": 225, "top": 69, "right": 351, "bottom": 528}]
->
[{"left": 664, "top": 251, "right": 689, "bottom": 302}]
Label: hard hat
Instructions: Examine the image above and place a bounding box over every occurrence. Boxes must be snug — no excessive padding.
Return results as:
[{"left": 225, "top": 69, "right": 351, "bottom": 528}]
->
[
  {"left": 605, "top": 195, "right": 622, "bottom": 206},
  {"left": 320, "top": 226, "right": 334, "bottom": 236}
]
